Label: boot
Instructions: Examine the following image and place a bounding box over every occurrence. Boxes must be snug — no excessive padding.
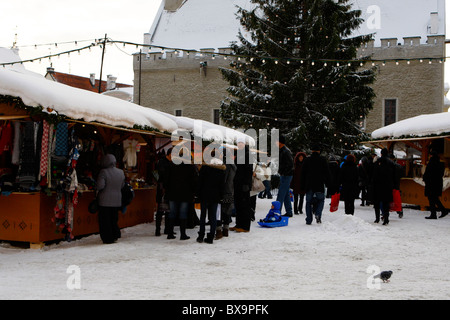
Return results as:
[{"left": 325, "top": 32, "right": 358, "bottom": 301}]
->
[
  {"left": 179, "top": 219, "right": 190, "bottom": 240},
  {"left": 155, "top": 212, "right": 162, "bottom": 236},
  {"left": 215, "top": 228, "right": 223, "bottom": 240},
  {"left": 166, "top": 218, "right": 176, "bottom": 239},
  {"left": 204, "top": 235, "right": 214, "bottom": 244},
  {"left": 425, "top": 213, "right": 437, "bottom": 219},
  {"left": 439, "top": 210, "right": 448, "bottom": 218},
  {"left": 222, "top": 226, "right": 229, "bottom": 237}
]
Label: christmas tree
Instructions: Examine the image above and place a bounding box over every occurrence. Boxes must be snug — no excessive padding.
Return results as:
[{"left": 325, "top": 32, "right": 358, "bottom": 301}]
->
[{"left": 220, "top": 0, "right": 376, "bottom": 154}]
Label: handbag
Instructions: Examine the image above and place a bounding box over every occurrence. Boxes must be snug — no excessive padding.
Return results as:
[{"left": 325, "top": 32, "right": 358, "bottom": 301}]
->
[
  {"left": 389, "top": 189, "right": 402, "bottom": 212},
  {"left": 330, "top": 193, "right": 340, "bottom": 212},
  {"left": 251, "top": 176, "right": 265, "bottom": 193}
]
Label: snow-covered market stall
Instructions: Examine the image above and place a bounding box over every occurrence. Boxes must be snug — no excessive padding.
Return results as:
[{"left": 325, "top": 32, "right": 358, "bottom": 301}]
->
[
  {"left": 0, "top": 66, "right": 254, "bottom": 248},
  {"left": 364, "top": 112, "right": 450, "bottom": 210}
]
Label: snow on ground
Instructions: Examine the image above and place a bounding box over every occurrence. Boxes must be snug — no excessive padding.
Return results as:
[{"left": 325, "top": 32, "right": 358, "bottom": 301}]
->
[{"left": 1, "top": 197, "right": 450, "bottom": 300}]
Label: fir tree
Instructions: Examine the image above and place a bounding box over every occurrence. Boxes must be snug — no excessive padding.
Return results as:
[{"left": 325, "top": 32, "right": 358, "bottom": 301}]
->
[{"left": 220, "top": 0, "right": 376, "bottom": 154}]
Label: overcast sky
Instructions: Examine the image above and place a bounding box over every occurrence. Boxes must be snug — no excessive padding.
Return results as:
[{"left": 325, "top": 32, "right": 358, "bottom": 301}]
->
[
  {"left": 0, "top": 0, "right": 163, "bottom": 84},
  {"left": 0, "top": 0, "right": 449, "bottom": 88}
]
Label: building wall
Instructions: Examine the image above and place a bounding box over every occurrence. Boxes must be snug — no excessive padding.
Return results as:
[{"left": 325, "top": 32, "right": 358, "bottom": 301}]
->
[
  {"left": 362, "top": 35, "right": 445, "bottom": 133},
  {"left": 134, "top": 49, "right": 232, "bottom": 124},
  {"left": 134, "top": 36, "right": 445, "bottom": 133}
]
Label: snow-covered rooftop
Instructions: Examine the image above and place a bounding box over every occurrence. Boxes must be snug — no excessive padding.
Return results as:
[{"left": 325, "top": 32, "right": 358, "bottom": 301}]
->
[
  {"left": 1, "top": 47, "right": 255, "bottom": 145},
  {"left": 371, "top": 112, "right": 450, "bottom": 140},
  {"left": 148, "top": 0, "right": 446, "bottom": 50}
]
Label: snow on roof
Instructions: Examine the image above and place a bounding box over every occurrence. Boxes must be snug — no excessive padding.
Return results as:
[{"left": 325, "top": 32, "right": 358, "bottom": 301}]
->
[
  {"left": 371, "top": 112, "right": 450, "bottom": 140},
  {"left": 352, "top": 0, "right": 446, "bottom": 45},
  {"left": 0, "top": 67, "right": 178, "bottom": 133},
  {"left": 153, "top": 112, "right": 256, "bottom": 147},
  {"left": 149, "top": 0, "right": 445, "bottom": 50},
  {"left": 149, "top": 0, "right": 252, "bottom": 50},
  {"left": 0, "top": 67, "right": 255, "bottom": 145},
  {"left": 0, "top": 47, "right": 44, "bottom": 77}
]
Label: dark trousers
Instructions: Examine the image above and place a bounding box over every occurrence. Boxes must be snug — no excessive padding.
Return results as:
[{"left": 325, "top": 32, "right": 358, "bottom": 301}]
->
[
  {"left": 98, "top": 206, "right": 121, "bottom": 244},
  {"left": 293, "top": 193, "right": 305, "bottom": 213},
  {"left": 344, "top": 198, "right": 355, "bottom": 215},
  {"left": 235, "top": 190, "right": 251, "bottom": 230},
  {"left": 199, "top": 202, "right": 218, "bottom": 239},
  {"left": 374, "top": 201, "right": 390, "bottom": 222},
  {"left": 428, "top": 195, "right": 447, "bottom": 216}
]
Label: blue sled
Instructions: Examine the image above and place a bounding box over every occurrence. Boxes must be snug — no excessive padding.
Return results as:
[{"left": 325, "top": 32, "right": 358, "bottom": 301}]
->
[{"left": 258, "top": 216, "right": 289, "bottom": 228}]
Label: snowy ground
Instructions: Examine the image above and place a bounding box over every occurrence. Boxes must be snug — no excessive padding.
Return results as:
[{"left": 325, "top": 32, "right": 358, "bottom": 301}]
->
[{"left": 1, "top": 197, "right": 450, "bottom": 300}]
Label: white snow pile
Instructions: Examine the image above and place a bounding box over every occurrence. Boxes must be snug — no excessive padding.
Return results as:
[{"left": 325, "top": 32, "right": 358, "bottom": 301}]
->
[
  {"left": 371, "top": 112, "right": 450, "bottom": 140},
  {"left": 2, "top": 197, "right": 450, "bottom": 300}
]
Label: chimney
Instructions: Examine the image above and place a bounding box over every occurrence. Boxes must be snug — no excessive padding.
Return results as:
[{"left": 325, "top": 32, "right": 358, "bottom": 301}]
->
[
  {"left": 106, "top": 75, "right": 117, "bottom": 90},
  {"left": 90, "top": 73, "right": 96, "bottom": 87},
  {"left": 164, "top": 0, "right": 184, "bottom": 11}
]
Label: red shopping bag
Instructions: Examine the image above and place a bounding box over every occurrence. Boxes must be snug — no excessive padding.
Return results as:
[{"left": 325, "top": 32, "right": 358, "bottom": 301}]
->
[
  {"left": 389, "top": 189, "right": 402, "bottom": 212},
  {"left": 330, "top": 193, "right": 340, "bottom": 212}
]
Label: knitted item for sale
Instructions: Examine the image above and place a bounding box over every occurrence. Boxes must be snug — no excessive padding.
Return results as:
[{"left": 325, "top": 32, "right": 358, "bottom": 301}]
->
[
  {"left": 39, "top": 120, "right": 50, "bottom": 179},
  {"left": 55, "top": 122, "right": 68, "bottom": 156},
  {"left": 18, "top": 122, "right": 37, "bottom": 189}
]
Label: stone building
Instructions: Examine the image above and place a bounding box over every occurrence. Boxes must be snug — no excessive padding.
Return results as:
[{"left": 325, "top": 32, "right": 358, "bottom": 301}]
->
[{"left": 134, "top": 0, "right": 447, "bottom": 133}]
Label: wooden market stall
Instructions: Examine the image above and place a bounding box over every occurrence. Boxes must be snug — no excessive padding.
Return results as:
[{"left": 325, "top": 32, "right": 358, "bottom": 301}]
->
[
  {"left": 0, "top": 67, "right": 179, "bottom": 248},
  {"left": 364, "top": 112, "right": 450, "bottom": 210}
]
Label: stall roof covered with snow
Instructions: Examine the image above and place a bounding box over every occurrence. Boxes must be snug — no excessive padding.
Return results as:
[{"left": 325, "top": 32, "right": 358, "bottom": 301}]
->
[
  {"left": 371, "top": 112, "right": 450, "bottom": 141},
  {"left": 1, "top": 47, "right": 255, "bottom": 146}
]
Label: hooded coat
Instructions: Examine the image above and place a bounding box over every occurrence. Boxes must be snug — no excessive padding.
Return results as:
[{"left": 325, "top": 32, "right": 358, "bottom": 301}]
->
[
  {"left": 290, "top": 152, "right": 306, "bottom": 194},
  {"left": 97, "top": 154, "right": 125, "bottom": 207},
  {"left": 339, "top": 155, "right": 359, "bottom": 201}
]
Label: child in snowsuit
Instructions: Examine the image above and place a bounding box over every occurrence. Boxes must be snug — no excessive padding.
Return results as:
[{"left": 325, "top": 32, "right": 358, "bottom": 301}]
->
[{"left": 260, "top": 201, "right": 282, "bottom": 223}]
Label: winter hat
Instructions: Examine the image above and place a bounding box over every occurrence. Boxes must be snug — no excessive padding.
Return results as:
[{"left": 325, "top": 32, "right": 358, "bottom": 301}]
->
[{"left": 278, "top": 135, "right": 286, "bottom": 144}]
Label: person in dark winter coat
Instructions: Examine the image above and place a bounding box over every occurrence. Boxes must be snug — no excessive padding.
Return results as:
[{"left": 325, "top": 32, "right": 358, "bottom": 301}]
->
[
  {"left": 276, "top": 135, "right": 294, "bottom": 217},
  {"left": 423, "top": 150, "right": 448, "bottom": 219},
  {"left": 291, "top": 152, "right": 307, "bottom": 214},
  {"left": 339, "top": 154, "right": 359, "bottom": 215},
  {"left": 389, "top": 153, "right": 404, "bottom": 218},
  {"left": 164, "top": 150, "right": 199, "bottom": 240},
  {"left": 300, "top": 144, "right": 330, "bottom": 224},
  {"left": 96, "top": 154, "right": 125, "bottom": 244},
  {"left": 327, "top": 156, "right": 340, "bottom": 198},
  {"left": 197, "top": 156, "right": 226, "bottom": 244},
  {"left": 231, "top": 140, "right": 253, "bottom": 232},
  {"left": 358, "top": 156, "right": 371, "bottom": 206},
  {"left": 155, "top": 148, "right": 172, "bottom": 236},
  {"left": 216, "top": 149, "right": 237, "bottom": 239},
  {"left": 372, "top": 148, "right": 396, "bottom": 225}
]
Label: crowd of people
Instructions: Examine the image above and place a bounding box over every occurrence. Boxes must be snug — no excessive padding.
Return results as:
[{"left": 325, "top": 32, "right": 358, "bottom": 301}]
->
[{"left": 95, "top": 137, "right": 448, "bottom": 244}]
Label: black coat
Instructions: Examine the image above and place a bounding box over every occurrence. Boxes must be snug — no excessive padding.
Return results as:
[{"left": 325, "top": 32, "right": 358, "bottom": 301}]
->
[
  {"left": 198, "top": 163, "right": 226, "bottom": 203},
  {"left": 423, "top": 155, "right": 445, "bottom": 197},
  {"left": 164, "top": 161, "right": 198, "bottom": 202},
  {"left": 234, "top": 146, "right": 253, "bottom": 193},
  {"left": 327, "top": 160, "right": 340, "bottom": 196},
  {"left": 372, "top": 155, "right": 396, "bottom": 202},
  {"left": 339, "top": 160, "right": 359, "bottom": 200},
  {"left": 278, "top": 145, "right": 294, "bottom": 176},
  {"left": 300, "top": 152, "right": 330, "bottom": 193}
]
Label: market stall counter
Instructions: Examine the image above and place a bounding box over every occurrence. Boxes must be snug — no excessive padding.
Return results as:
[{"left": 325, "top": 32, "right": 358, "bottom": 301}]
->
[{"left": 0, "top": 188, "right": 155, "bottom": 248}]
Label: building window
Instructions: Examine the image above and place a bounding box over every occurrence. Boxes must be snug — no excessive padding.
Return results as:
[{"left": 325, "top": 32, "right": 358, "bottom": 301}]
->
[
  {"left": 175, "top": 109, "right": 182, "bottom": 117},
  {"left": 213, "top": 109, "right": 220, "bottom": 124},
  {"left": 384, "top": 99, "right": 397, "bottom": 126}
]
